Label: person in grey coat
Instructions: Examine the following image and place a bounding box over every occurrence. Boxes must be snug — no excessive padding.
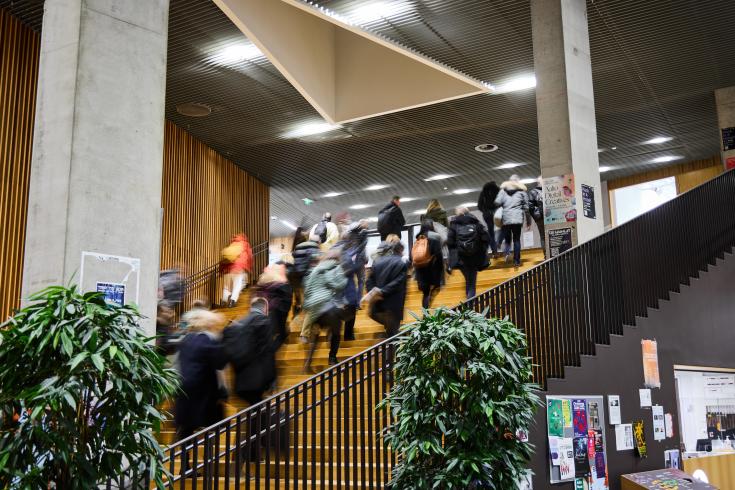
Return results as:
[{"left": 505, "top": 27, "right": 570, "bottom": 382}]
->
[{"left": 494, "top": 175, "right": 529, "bottom": 267}]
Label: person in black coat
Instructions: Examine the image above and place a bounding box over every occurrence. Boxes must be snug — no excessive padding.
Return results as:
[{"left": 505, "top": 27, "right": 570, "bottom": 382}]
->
[
  {"left": 377, "top": 196, "right": 406, "bottom": 241},
  {"left": 477, "top": 181, "right": 501, "bottom": 255},
  {"left": 366, "top": 239, "right": 408, "bottom": 339},
  {"left": 222, "top": 297, "right": 276, "bottom": 405},
  {"left": 413, "top": 219, "right": 444, "bottom": 309},
  {"left": 175, "top": 310, "right": 227, "bottom": 442},
  {"left": 255, "top": 263, "right": 293, "bottom": 349},
  {"left": 447, "top": 207, "right": 491, "bottom": 300}
]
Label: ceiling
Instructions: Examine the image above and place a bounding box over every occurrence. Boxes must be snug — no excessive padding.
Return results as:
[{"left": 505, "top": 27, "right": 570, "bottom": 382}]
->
[{"left": 3, "top": 0, "right": 734, "bottom": 236}]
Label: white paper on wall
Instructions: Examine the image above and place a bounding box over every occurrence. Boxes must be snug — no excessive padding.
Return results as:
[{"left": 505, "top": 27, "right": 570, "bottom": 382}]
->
[
  {"left": 608, "top": 395, "right": 621, "bottom": 425},
  {"left": 665, "top": 413, "right": 674, "bottom": 438},
  {"left": 549, "top": 436, "right": 561, "bottom": 465},
  {"left": 639, "top": 389, "right": 652, "bottom": 408},
  {"left": 652, "top": 405, "right": 665, "bottom": 441},
  {"left": 557, "top": 438, "right": 575, "bottom": 480},
  {"left": 615, "top": 424, "right": 634, "bottom": 451}
]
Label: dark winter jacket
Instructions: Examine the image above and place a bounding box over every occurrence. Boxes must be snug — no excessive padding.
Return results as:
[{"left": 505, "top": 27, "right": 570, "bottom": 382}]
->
[
  {"left": 289, "top": 240, "right": 321, "bottom": 285},
  {"left": 420, "top": 207, "right": 449, "bottom": 228},
  {"left": 341, "top": 243, "right": 365, "bottom": 308},
  {"left": 377, "top": 203, "right": 406, "bottom": 237},
  {"left": 527, "top": 185, "right": 544, "bottom": 223},
  {"left": 414, "top": 230, "right": 444, "bottom": 289},
  {"left": 367, "top": 252, "right": 408, "bottom": 320},
  {"left": 494, "top": 180, "right": 529, "bottom": 226},
  {"left": 175, "top": 332, "right": 227, "bottom": 431},
  {"left": 477, "top": 182, "right": 501, "bottom": 215},
  {"left": 447, "top": 213, "right": 490, "bottom": 272},
  {"left": 222, "top": 309, "right": 276, "bottom": 395}
]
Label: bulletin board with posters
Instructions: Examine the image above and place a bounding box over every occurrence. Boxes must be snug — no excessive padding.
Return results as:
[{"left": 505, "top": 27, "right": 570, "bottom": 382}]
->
[{"left": 546, "top": 395, "right": 610, "bottom": 489}]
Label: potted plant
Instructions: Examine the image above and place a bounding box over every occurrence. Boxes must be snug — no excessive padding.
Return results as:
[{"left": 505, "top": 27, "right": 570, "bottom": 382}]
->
[
  {"left": 380, "top": 307, "right": 540, "bottom": 489},
  {"left": 0, "top": 285, "right": 179, "bottom": 488}
]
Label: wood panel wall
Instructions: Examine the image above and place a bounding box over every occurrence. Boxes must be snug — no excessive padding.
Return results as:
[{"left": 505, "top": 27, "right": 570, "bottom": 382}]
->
[
  {"left": 606, "top": 156, "right": 723, "bottom": 191},
  {"left": 0, "top": 9, "right": 40, "bottom": 321},
  {"left": 160, "top": 121, "right": 270, "bottom": 285}
]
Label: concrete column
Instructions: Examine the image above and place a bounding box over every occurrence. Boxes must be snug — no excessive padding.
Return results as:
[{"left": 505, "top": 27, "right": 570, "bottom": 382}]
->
[
  {"left": 531, "top": 0, "right": 604, "bottom": 255},
  {"left": 22, "top": 0, "right": 169, "bottom": 334},
  {"left": 715, "top": 87, "right": 735, "bottom": 170}
]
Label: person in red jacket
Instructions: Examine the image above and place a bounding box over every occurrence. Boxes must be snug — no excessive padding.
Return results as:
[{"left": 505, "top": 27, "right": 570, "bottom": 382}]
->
[{"left": 221, "top": 233, "right": 254, "bottom": 307}]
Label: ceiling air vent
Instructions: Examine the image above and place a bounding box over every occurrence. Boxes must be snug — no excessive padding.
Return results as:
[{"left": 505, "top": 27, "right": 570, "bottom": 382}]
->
[
  {"left": 474, "top": 143, "right": 498, "bottom": 153},
  {"left": 176, "top": 102, "right": 212, "bottom": 117}
]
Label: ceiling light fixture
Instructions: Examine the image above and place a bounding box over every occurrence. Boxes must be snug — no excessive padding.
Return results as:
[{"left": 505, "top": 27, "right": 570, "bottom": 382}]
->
[
  {"left": 651, "top": 155, "right": 683, "bottom": 163},
  {"left": 424, "top": 174, "right": 456, "bottom": 181},
  {"left": 270, "top": 216, "right": 278, "bottom": 220},
  {"left": 520, "top": 178, "right": 537, "bottom": 185},
  {"left": 611, "top": 146, "right": 618, "bottom": 150},
  {"left": 346, "top": 1, "right": 413, "bottom": 24},
  {"left": 322, "top": 191, "right": 345, "bottom": 198},
  {"left": 350, "top": 204, "right": 370, "bottom": 210},
  {"left": 599, "top": 166, "right": 613, "bottom": 173},
  {"left": 644, "top": 136, "right": 673, "bottom": 145},
  {"left": 366, "top": 217, "right": 379, "bottom": 222},
  {"left": 474, "top": 143, "right": 499, "bottom": 153},
  {"left": 459, "top": 202, "right": 477, "bottom": 208},
  {"left": 212, "top": 43, "right": 264, "bottom": 65},
  {"left": 494, "top": 74, "right": 537, "bottom": 94},
  {"left": 283, "top": 122, "right": 342, "bottom": 139},
  {"left": 497, "top": 162, "right": 524, "bottom": 169},
  {"left": 399, "top": 197, "right": 419, "bottom": 202},
  {"left": 176, "top": 102, "right": 212, "bottom": 117},
  {"left": 452, "top": 189, "right": 473, "bottom": 195},
  {"left": 280, "top": 220, "right": 298, "bottom": 231},
  {"left": 364, "top": 184, "right": 388, "bottom": 191},
  {"left": 411, "top": 209, "right": 426, "bottom": 215}
]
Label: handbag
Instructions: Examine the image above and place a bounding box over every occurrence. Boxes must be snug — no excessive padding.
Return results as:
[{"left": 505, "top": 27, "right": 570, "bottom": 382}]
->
[{"left": 493, "top": 207, "right": 503, "bottom": 228}]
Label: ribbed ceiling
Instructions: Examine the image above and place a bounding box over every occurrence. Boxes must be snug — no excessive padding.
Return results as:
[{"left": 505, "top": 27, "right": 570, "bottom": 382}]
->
[{"left": 3, "top": 0, "right": 733, "bottom": 236}]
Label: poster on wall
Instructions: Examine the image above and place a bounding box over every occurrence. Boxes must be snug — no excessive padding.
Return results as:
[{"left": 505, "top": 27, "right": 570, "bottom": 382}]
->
[
  {"left": 581, "top": 184, "right": 596, "bottom": 219},
  {"left": 563, "top": 399, "right": 573, "bottom": 428},
  {"left": 722, "top": 126, "right": 735, "bottom": 151},
  {"left": 574, "top": 436, "right": 590, "bottom": 478},
  {"left": 641, "top": 340, "right": 661, "bottom": 388},
  {"left": 652, "top": 405, "right": 665, "bottom": 441},
  {"left": 96, "top": 282, "right": 125, "bottom": 306},
  {"left": 549, "top": 227, "right": 574, "bottom": 258},
  {"left": 548, "top": 399, "right": 564, "bottom": 437},
  {"left": 665, "top": 413, "right": 675, "bottom": 438},
  {"left": 558, "top": 438, "right": 575, "bottom": 480},
  {"left": 543, "top": 174, "right": 576, "bottom": 225},
  {"left": 639, "top": 389, "right": 652, "bottom": 408},
  {"left": 633, "top": 420, "right": 647, "bottom": 458},
  {"left": 607, "top": 396, "right": 621, "bottom": 425},
  {"left": 615, "top": 424, "right": 634, "bottom": 451}
]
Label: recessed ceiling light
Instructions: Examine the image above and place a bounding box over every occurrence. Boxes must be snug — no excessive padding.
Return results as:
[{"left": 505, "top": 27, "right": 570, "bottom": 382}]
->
[
  {"left": 411, "top": 209, "right": 426, "bottom": 215},
  {"left": 651, "top": 155, "right": 683, "bottom": 163},
  {"left": 346, "top": 1, "right": 413, "bottom": 24},
  {"left": 366, "top": 216, "right": 379, "bottom": 222},
  {"left": 452, "top": 189, "right": 474, "bottom": 195},
  {"left": 280, "top": 220, "right": 298, "bottom": 231},
  {"left": 270, "top": 216, "right": 278, "bottom": 220},
  {"left": 364, "top": 184, "right": 388, "bottom": 191},
  {"left": 519, "top": 178, "right": 537, "bottom": 184},
  {"left": 497, "top": 162, "right": 524, "bottom": 169},
  {"left": 493, "top": 75, "right": 537, "bottom": 94},
  {"left": 176, "top": 102, "right": 211, "bottom": 117},
  {"left": 459, "top": 202, "right": 477, "bottom": 208},
  {"left": 399, "top": 197, "right": 419, "bottom": 202},
  {"left": 644, "top": 136, "right": 673, "bottom": 145},
  {"left": 474, "top": 143, "right": 499, "bottom": 153},
  {"left": 597, "top": 148, "right": 605, "bottom": 153},
  {"left": 424, "top": 174, "right": 456, "bottom": 181},
  {"left": 350, "top": 204, "right": 370, "bottom": 210},
  {"left": 284, "top": 122, "right": 342, "bottom": 139},
  {"left": 599, "top": 166, "right": 613, "bottom": 173},
  {"left": 611, "top": 146, "right": 618, "bottom": 150},
  {"left": 212, "top": 43, "right": 264, "bottom": 65},
  {"left": 322, "top": 191, "right": 345, "bottom": 198}
]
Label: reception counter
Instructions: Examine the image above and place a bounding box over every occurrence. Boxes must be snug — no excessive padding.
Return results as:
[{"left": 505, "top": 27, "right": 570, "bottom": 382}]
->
[{"left": 683, "top": 452, "right": 735, "bottom": 489}]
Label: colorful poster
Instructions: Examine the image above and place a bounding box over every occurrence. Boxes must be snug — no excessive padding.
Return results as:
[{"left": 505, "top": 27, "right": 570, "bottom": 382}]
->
[
  {"left": 588, "top": 401, "right": 601, "bottom": 429},
  {"left": 563, "top": 399, "right": 573, "bottom": 428},
  {"left": 587, "top": 430, "right": 596, "bottom": 460},
  {"left": 543, "top": 174, "right": 576, "bottom": 225},
  {"left": 558, "top": 438, "right": 575, "bottom": 480},
  {"left": 615, "top": 424, "right": 634, "bottom": 451},
  {"left": 575, "top": 478, "right": 587, "bottom": 490},
  {"left": 594, "top": 452, "right": 606, "bottom": 479},
  {"left": 633, "top": 420, "right": 647, "bottom": 458},
  {"left": 573, "top": 437, "right": 590, "bottom": 478},
  {"left": 652, "top": 405, "right": 665, "bottom": 441},
  {"left": 593, "top": 429, "right": 604, "bottom": 452},
  {"left": 548, "top": 399, "right": 564, "bottom": 437},
  {"left": 573, "top": 399, "right": 588, "bottom": 437},
  {"left": 641, "top": 340, "right": 661, "bottom": 388},
  {"left": 607, "top": 395, "right": 621, "bottom": 425}
]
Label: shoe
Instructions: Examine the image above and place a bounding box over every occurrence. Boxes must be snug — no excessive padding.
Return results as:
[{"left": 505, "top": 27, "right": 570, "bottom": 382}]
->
[
  {"left": 328, "top": 356, "right": 338, "bottom": 365},
  {"left": 344, "top": 334, "right": 356, "bottom": 341}
]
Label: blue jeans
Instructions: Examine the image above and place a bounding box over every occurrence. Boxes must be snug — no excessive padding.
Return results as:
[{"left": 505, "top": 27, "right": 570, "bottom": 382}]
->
[
  {"left": 460, "top": 268, "right": 478, "bottom": 299},
  {"left": 502, "top": 224, "right": 522, "bottom": 265}
]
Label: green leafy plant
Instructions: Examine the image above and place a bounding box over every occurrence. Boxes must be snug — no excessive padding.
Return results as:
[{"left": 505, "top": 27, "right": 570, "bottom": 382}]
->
[
  {"left": 0, "top": 285, "right": 179, "bottom": 489},
  {"left": 380, "top": 307, "right": 540, "bottom": 489}
]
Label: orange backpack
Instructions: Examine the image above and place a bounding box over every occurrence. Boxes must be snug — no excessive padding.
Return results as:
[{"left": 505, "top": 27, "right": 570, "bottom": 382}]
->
[{"left": 411, "top": 236, "right": 433, "bottom": 268}]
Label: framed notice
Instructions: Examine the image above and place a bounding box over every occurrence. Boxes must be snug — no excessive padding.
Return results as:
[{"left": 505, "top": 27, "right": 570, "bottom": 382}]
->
[
  {"left": 548, "top": 227, "right": 574, "bottom": 258},
  {"left": 581, "top": 184, "right": 596, "bottom": 219}
]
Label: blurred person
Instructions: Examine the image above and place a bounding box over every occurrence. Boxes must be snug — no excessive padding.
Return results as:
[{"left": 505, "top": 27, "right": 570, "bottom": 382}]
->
[
  {"left": 447, "top": 207, "right": 490, "bottom": 299},
  {"left": 254, "top": 263, "right": 293, "bottom": 348},
  {"left": 494, "top": 175, "right": 529, "bottom": 267},
  {"left": 310, "top": 212, "right": 340, "bottom": 251},
  {"left": 288, "top": 233, "right": 321, "bottom": 315},
  {"left": 371, "top": 233, "right": 401, "bottom": 262},
  {"left": 220, "top": 233, "right": 254, "bottom": 307},
  {"left": 301, "top": 249, "right": 348, "bottom": 369},
  {"left": 412, "top": 219, "right": 444, "bottom": 309},
  {"left": 366, "top": 239, "right": 408, "bottom": 340},
  {"left": 155, "top": 302, "right": 177, "bottom": 355},
  {"left": 527, "top": 176, "right": 545, "bottom": 256},
  {"left": 340, "top": 227, "right": 367, "bottom": 341},
  {"left": 477, "top": 181, "right": 502, "bottom": 255},
  {"left": 420, "top": 199, "right": 449, "bottom": 228},
  {"left": 158, "top": 266, "right": 185, "bottom": 308},
  {"left": 222, "top": 297, "right": 276, "bottom": 406},
  {"left": 334, "top": 211, "right": 352, "bottom": 234},
  {"left": 347, "top": 219, "right": 370, "bottom": 304},
  {"left": 175, "top": 309, "right": 227, "bottom": 443},
  {"left": 179, "top": 298, "right": 209, "bottom": 331},
  {"left": 377, "top": 196, "right": 406, "bottom": 241}
]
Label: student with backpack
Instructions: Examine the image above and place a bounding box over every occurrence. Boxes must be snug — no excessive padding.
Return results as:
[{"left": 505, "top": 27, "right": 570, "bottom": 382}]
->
[
  {"left": 288, "top": 235, "right": 320, "bottom": 315},
  {"left": 494, "top": 175, "right": 530, "bottom": 267},
  {"left": 310, "top": 212, "right": 339, "bottom": 251},
  {"left": 447, "top": 207, "right": 491, "bottom": 300},
  {"left": 377, "top": 196, "right": 406, "bottom": 241},
  {"left": 412, "top": 219, "right": 444, "bottom": 309},
  {"left": 527, "top": 177, "right": 545, "bottom": 257}
]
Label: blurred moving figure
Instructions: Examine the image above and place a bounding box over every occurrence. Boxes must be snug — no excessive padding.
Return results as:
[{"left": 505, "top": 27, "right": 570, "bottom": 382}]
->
[
  {"left": 221, "top": 233, "right": 254, "bottom": 307},
  {"left": 477, "top": 181, "right": 502, "bottom": 255},
  {"left": 255, "top": 263, "right": 293, "bottom": 349},
  {"left": 310, "top": 212, "right": 340, "bottom": 251},
  {"left": 494, "top": 175, "right": 529, "bottom": 267},
  {"left": 179, "top": 298, "right": 210, "bottom": 331},
  {"left": 366, "top": 239, "right": 408, "bottom": 340},
  {"left": 288, "top": 234, "right": 321, "bottom": 315},
  {"left": 175, "top": 309, "right": 227, "bottom": 442},
  {"left": 377, "top": 196, "right": 406, "bottom": 241},
  {"left": 301, "top": 249, "right": 348, "bottom": 369},
  {"left": 222, "top": 297, "right": 276, "bottom": 406},
  {"left": 155, "top": 302, "right": 177, "bottom": 355},
  {"left": 341, "top": 223, "right": 368, "bottom": 341},
  {"left": 527, "top": 176, "right": 545, "bottom": 256},
  {"left": 420, "top": 199, "right": 449, "bottom": 228},
  {"left": 447, "top": 207, "right": 490, "bottom": 299},
  {"left": 412, "top": 219, "right": 444, "bottom": 309}
]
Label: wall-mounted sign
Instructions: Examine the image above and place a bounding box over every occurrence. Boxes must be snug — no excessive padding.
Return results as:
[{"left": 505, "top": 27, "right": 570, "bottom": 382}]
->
[
  {"left": 642, "top": 339, "right": 661, "bottom": 388},
  {"left": 633, "top": 420, "right": 647, "bottom": 458},
  {"left": 581, "top": 184, "right": 596, "bottom": 219},
  {"left": 96, "top": 282, "right": 125, "bottom": 306},
  {"left": 543, "top": 174, "right": 576, "bottom": 225},
  {"left": 722, "top": 127, "right": 735, "bottom": 151},
  {"left": 548, "top": 227, "right": 574, "bottom": 257}
]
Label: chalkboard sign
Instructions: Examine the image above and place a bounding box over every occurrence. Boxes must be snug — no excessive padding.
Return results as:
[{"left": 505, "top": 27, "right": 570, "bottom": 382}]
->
[
  {"left": 723, "top": 127, "right": 735, "bottom": 151},
  {"left": 581, "top": 184, "right": 596, "bottom": 219}
]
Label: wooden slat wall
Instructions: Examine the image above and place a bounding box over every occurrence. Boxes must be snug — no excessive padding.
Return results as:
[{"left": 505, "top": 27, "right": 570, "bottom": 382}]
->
[
  {"left": 0, "top": 9, "right": 40, "bottom": 321},
  {"left": 160, "top": 121, "right": 270, "bottom": 284},
  {"left": 607, "top": 156, "right": 722, "bottom": 191}
]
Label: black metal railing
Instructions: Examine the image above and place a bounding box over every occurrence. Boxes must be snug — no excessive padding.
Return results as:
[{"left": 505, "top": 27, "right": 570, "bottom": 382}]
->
[{"left": 112, "top": 170, "right": 735, "bottom": 488}]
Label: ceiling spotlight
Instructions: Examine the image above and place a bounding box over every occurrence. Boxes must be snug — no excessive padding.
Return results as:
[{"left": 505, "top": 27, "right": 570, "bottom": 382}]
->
[
  {"left": 346, "top": 1, "right": 413, "bottom": 24},
  {"left": 597, "top": 148, "right": 605, "bottom": 153},
  {"left": 611, "top": 146, "right": 618, "bottom": 150},
  {"left": 280, "top": 220, "right": 298, "bottom": 231},
  {"left": 651, "top": 155, "right": 683, "bottom": 163},
  {"left": 212, "top": 43, "right": 264, "bottom": 65},
  {"left": 497, "top": 162, "right": 524, "bottom": 169},
  {"left": 364, "top": 184, "right": 388, "bottom": 191},
  {"left": 452, "top": 189, "right": 473, "bottom": 195},
  {"left": 322, "top": 191, "right": 345, "bottom": 198},
  {"left": 474, "top": 143, "right": 499, "bottom": 153},
  {"left": 270, "top": 216, "right": 278, "bottom": 220},
  {"left": 284, "top": 122, "right": 342, "bottom": 139},
  {"left": 459, "top": 202, "right": 477, "bottom": 208},
  {"left": 411, "top": 209, "right": 426, "bottom": 215},
  {"left": 399, "top": 197, "right": 419, "bottom": 202},
  {"left": 424, "top": 174, "right": 456, "bottom": 182},
  {"left": 519, "top": 178, "right": 537, "bottom": 184},
  {"left": 599, "top": 166, "right": 613, "bottom": 173},
  {"left": 644, "top": 136, "right": 673, "bottom": 145},
  {"left": 366, "top": 216, "right": 379, "bottom": 222},
  {"left": 493, "top": 75, "right": 537, "bottom": 94},
  {"left": 350, "top": 204, "right": 370, "bottom": 210}
]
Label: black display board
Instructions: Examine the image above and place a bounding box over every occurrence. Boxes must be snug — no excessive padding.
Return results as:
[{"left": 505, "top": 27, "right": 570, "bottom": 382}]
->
[{"left": 582, "top": 184, "right": 596, "bottom": 219}]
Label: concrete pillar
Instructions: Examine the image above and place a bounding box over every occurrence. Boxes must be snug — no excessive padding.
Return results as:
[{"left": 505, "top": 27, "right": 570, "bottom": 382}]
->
[
  {"left": 531, "top": 0, "right": 604, "bottom": 256},
  {"left": 22, "top": 0, "right": 169, "bottom": 334},
  {"left": 715, "top": 87, "right": 735, "bottom": 170}
]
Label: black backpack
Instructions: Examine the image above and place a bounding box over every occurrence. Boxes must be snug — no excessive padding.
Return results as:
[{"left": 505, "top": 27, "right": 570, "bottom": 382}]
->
[
  {"left": 377, "top": 206, "right": 394, "bottom": 236},
  {"left": 314, "top": 220, "right": 328, "bottom": 244},
  {"left": 456, "top": 222, "right": 479, "bottom": 256},
  {"left": 528, "top": 188, "right": 543, "bottom": 221}
]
